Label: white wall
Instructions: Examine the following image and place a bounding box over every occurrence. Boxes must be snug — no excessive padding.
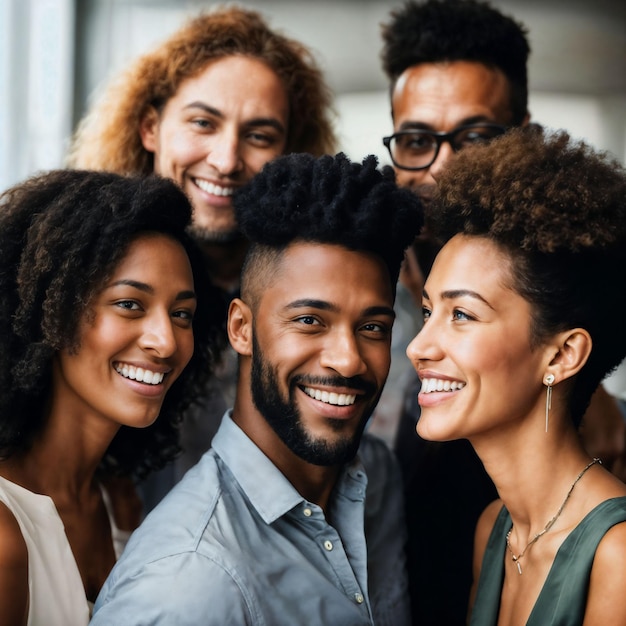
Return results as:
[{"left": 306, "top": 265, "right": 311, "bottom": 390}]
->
[{"left": 0, "top": 0, "right": 74, "bottom": 192}]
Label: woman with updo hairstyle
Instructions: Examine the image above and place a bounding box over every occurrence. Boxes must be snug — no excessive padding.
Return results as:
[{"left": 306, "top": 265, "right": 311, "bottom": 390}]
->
[
  {"left": 406, "top": 127, "right": 626, "bottom": 625},
  {"left": 0, "top": 170, "right": 226, "bottom": 624}
]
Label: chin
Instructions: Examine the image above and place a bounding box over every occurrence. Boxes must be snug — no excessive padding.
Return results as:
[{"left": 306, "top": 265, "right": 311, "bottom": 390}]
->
[
  {"left": 188, "top": 222, "right": 242, "bottom": 244},
  {"left": 416, "top": 413, "right": 457, "bottom": 442}
]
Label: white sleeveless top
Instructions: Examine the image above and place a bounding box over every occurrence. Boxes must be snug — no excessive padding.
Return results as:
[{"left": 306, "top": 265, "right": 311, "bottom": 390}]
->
[{"left": 0, "top": 476, "right": 130, "bottom": 625}]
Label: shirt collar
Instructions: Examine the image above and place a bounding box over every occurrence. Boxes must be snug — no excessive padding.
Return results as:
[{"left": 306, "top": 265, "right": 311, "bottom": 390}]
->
[{"left": 212, "top": 411, "right": 368, "bottom": 524}]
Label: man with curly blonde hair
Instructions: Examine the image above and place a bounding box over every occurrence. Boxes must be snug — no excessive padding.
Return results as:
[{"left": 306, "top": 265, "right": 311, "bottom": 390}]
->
[{"left": 68, "top": 5, "right": 336, "bottom": 292}]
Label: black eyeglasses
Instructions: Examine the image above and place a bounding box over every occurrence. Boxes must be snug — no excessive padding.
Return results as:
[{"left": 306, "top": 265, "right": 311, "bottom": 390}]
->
[{"left": 382, "top": 123, "right": 507, "bottom": 171}]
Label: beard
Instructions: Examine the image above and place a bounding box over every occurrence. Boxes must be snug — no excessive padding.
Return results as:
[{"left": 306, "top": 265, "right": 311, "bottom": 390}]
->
[
  {"left": 250, "top": 335, "right": 380, "bottom": 466},
  {"left": 187, "top": 222, "right": 243, "bottom": 245}
]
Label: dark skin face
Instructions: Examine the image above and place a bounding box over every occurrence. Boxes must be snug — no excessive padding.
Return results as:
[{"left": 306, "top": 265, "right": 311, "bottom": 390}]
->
[
  {"left": 390, "top": 60, "right": 527, "bottom": 302},
  {"left": 391, "top": 60, "right": 521, "bottom": 201},
  {"left": 228, "top": 242, "right": 395, "bottom": 508}
]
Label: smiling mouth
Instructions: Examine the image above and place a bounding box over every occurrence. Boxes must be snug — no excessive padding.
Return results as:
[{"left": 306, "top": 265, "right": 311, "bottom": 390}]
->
[
  {"left": 302, "top": 386, "right": 357, "bottom": 406},
  {"left": 114, "top": 363, "right": 166, "bottom": 385},
  {"left": 421, "top": 378, "right": 466, "bottom": 393},
  {"left": 193, "top": 178, "right": 234, "bottom": 197}
]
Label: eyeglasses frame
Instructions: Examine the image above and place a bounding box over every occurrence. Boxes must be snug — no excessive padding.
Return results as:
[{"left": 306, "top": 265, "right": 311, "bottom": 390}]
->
[{"left": 382, "top": 123, "right": 508, "bottom": 171}]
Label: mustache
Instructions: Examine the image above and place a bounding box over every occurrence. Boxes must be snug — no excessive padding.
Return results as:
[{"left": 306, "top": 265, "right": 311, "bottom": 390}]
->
[{"left": 291, "top": 374, "right": 377, "bottom": 397}]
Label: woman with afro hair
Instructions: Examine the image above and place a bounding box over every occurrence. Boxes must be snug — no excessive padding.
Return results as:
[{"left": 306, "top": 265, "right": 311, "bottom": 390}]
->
[
  {"left": 406, "top": 127, "right": 626, "bottom": 624},
  {"left": 0, "top": 170, "right": 226, "bottom": 625}
]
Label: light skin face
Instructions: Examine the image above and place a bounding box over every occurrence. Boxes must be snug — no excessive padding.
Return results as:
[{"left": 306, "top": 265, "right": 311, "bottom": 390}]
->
[
  {"left": 53, "top": 233, "right": 196, "bottom": 433},
  {"left": 391, "top": 61, "right": 520, "bottom": 201},
  {"left": 140, "top": 56, "right": 289, "bottom": 242},
  {"left": 230, "top": 243, "right": 395, "bottom": 466},
  {"left": 406, "top": 234, "right": 554, "bottom": 443}
]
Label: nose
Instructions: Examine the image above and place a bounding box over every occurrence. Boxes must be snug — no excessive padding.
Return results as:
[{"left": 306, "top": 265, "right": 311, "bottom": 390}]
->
[
  {"left": 139, "top": 311, "right": 177, "bottom": 358},
  {"left": 429, "top": 141, "right": 456, "bottom": 181},
  {"left": 406, "top": 322, "right": 442, "bottom": 369},
  {"left": 320, "top": 329, "right": 368, "bottom": 378},
  {"left": 205, "top": 131, "right": 243, "bottom": 176}
]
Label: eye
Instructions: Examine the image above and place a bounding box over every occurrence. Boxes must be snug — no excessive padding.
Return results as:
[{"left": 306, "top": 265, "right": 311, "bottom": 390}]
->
[
  {"left": 246, "top": 131, "right": 279, "bottom": 148},
  {"left": 452, "top": 308, "right": 474, "bottom": 321},
  {"left": 172, "top": 308, "right": 195, "bottom": 328},
  {"left": 422, "top": 306, "right": 432, "bottom": 322},
  {"left": 191, "top": 117, "right": 214, "bottom": 131},
  {"left": 115, "top": 300, "right": 141, "bottom": 311},
  {"left": 455, "top": 126, "right": 504, "bottom": 147},
  {"left": 360, "top": 321, "right": 391, "bottom": 339},
  {"left": 173, "top": 309, "right": 193, "bottom": 320},
  {"left": 397, "top": 132, "right": 434, "bottom": 153},
  {"left": 295, "top": 315, "right": 320, "bottom": 326}
]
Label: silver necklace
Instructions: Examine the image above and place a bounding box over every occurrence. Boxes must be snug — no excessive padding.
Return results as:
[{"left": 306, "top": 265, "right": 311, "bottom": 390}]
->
[{"left": 505, "top": 457, "right": 601, "bottom": 575}]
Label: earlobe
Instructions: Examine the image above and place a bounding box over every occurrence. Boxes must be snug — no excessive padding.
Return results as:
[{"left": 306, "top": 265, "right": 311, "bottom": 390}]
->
[
  {"left": 228, "top": 298, "right": 253, "bottom": 356},
  {"left": 547, "top": 328, "right": 592, "bottom": 382},
  {"left": 139, "top": 106, "right": 159, "bottom": 152}
]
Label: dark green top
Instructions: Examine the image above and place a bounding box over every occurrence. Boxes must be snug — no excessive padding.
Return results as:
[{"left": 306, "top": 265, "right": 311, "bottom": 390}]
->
[{"left": 470, "top": 496, "right": 626, "bottom": 626}]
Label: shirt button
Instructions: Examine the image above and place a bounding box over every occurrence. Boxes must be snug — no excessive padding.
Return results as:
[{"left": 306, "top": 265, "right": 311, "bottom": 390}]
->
[
  {"left": 354, "top": 593, "right": 364, "bottom": 604},
  {"left": 303, "top": 507, "right": 312, "bottom": 517},
  {"left": 324, "top": 540, "right": 333, "bottom": 551}
]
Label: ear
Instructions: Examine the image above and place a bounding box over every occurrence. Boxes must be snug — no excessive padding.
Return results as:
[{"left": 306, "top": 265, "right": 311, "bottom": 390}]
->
[
  {"left": 544, "top": 328, "right": 592, "bottom": 384},
  {"left": 139, "top": 106, "right": 159, "bottom": 152},
  {"left": 228, "top": 298, "right": 253, "bottom": 356}
]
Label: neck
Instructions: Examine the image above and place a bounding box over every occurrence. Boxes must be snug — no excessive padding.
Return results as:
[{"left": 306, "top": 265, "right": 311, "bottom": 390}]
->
[
  {"left": 472, "top": 418, "right": 590, "bottom": 531},
  {"left": 1, "top": 399, "right": 119, "bottom": 502},
  {"left": 231, "top": 395, "right": 342, "bottom": 513}
]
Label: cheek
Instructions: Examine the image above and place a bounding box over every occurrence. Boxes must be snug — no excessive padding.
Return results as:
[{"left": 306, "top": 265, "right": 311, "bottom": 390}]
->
[
  {"left": 369, "top": 345, "right": 391, "bottom": 382},
  {"left": 162, "top": 129, "right": 205, "bottom": 167}
]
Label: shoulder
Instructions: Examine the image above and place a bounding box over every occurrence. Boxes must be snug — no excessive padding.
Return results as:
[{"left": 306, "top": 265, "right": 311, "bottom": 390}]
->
[
  {"left": 469, "top": 499, "right": 503, "bottom": 616},
  {"left": 0, "top": 498, "right": 28, "bottom": 567},
  {"left": 473, "top": 500, "right": 505, "bottom": 573},
  {"left": 93, "top": 551, "right": 253, "bottom": 626},
  {"left": 0, "top": 500, "right": 29, "bottom": 624},
  {"left": 585, "top": 516, "right": 626, "bottom": 623}
]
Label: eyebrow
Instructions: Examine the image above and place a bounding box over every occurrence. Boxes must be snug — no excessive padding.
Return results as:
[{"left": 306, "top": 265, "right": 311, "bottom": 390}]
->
[
  {"left": 184, "top": 101, "right": 286, "bottom": 134},
  {"left": 109, "top": 279, "right": 196, "bottom": 301},
  {"left": 423, "top": 288, "right": 494, "bottom": 310},
  {"left": 285, "top": 298, "right": 395, "bottom": 319},
  {"left": 398, "top": 115, "right": 497, "bottom": 132}
]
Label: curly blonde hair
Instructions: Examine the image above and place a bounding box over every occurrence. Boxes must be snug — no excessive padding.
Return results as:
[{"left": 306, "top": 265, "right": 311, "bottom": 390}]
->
[{"left": 67, "top": 6, "right": 336, "bottom": 174}]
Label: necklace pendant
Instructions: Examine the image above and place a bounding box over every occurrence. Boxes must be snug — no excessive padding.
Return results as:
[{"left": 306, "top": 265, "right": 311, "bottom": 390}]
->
[{"left": 512, "top": 556, "right": 522, "bottom": 575}]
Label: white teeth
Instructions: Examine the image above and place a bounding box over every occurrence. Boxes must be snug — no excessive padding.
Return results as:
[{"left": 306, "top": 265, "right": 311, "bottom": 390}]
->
[
  {"left": 194, "top": 179, "right": 234, "bottom": 197},
  {"left": 115, "top": 363, "right": 165, "bottom": 385},
  {"left": 303, "top": 387, "right": 356, "bottom": 406},
  {"left": 421, "top": 378, "right": 465, "bottom": 394}
]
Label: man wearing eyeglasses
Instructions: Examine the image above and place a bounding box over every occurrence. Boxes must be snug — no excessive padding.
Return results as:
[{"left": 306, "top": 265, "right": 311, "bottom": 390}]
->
[
  {"left": 378, "top": 2, "right": 531, "bottom": 625},
  {"left": 381, "top": 0, "right": 530, "bottom": 211}
]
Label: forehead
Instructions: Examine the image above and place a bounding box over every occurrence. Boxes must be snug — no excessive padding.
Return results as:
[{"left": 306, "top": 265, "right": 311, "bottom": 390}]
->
[
  {"left": 392, "top": 60, "right": 513, "bottom": 130},
  {"left": 258, "top": 242, "right": 394, "bottom": 310},
  {"left": 113, "top": 233, "right": 191, "bottom": 278},
  {"left": 168, "top": 55, "right": 289, "bottom": 121},
  {"left": 427, "top": 234, "right": 515, "bottom": 299}
]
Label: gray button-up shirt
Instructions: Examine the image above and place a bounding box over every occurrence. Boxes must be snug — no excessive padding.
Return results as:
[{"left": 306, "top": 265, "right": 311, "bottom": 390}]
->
[{"left": 92, "top": 412, "right": 410, "bottom": 625}]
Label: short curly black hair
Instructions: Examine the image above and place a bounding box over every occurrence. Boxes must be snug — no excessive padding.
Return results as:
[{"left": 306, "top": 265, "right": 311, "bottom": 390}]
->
[
  {"left": 430, "top": 127, "right": 626, "bottom": 426},
  {"left": 381, "top": 0, "right": 530, "bottom": 124},
  {"left": 0, "top": 170, "right": 227, "bottom": 478},
  {"left": 234, "top": 152, "right": 424, "bottom": 303}
]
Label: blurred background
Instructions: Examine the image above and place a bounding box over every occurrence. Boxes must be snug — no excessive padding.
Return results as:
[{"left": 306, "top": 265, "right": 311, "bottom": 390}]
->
[{"left": 1, "top": 0, "right": 625, "bottom": 192}]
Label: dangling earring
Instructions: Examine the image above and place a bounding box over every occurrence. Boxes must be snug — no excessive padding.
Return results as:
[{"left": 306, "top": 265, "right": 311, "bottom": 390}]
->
[{"left": 544, "top": 374, "right": 555, "bottom": 432}]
